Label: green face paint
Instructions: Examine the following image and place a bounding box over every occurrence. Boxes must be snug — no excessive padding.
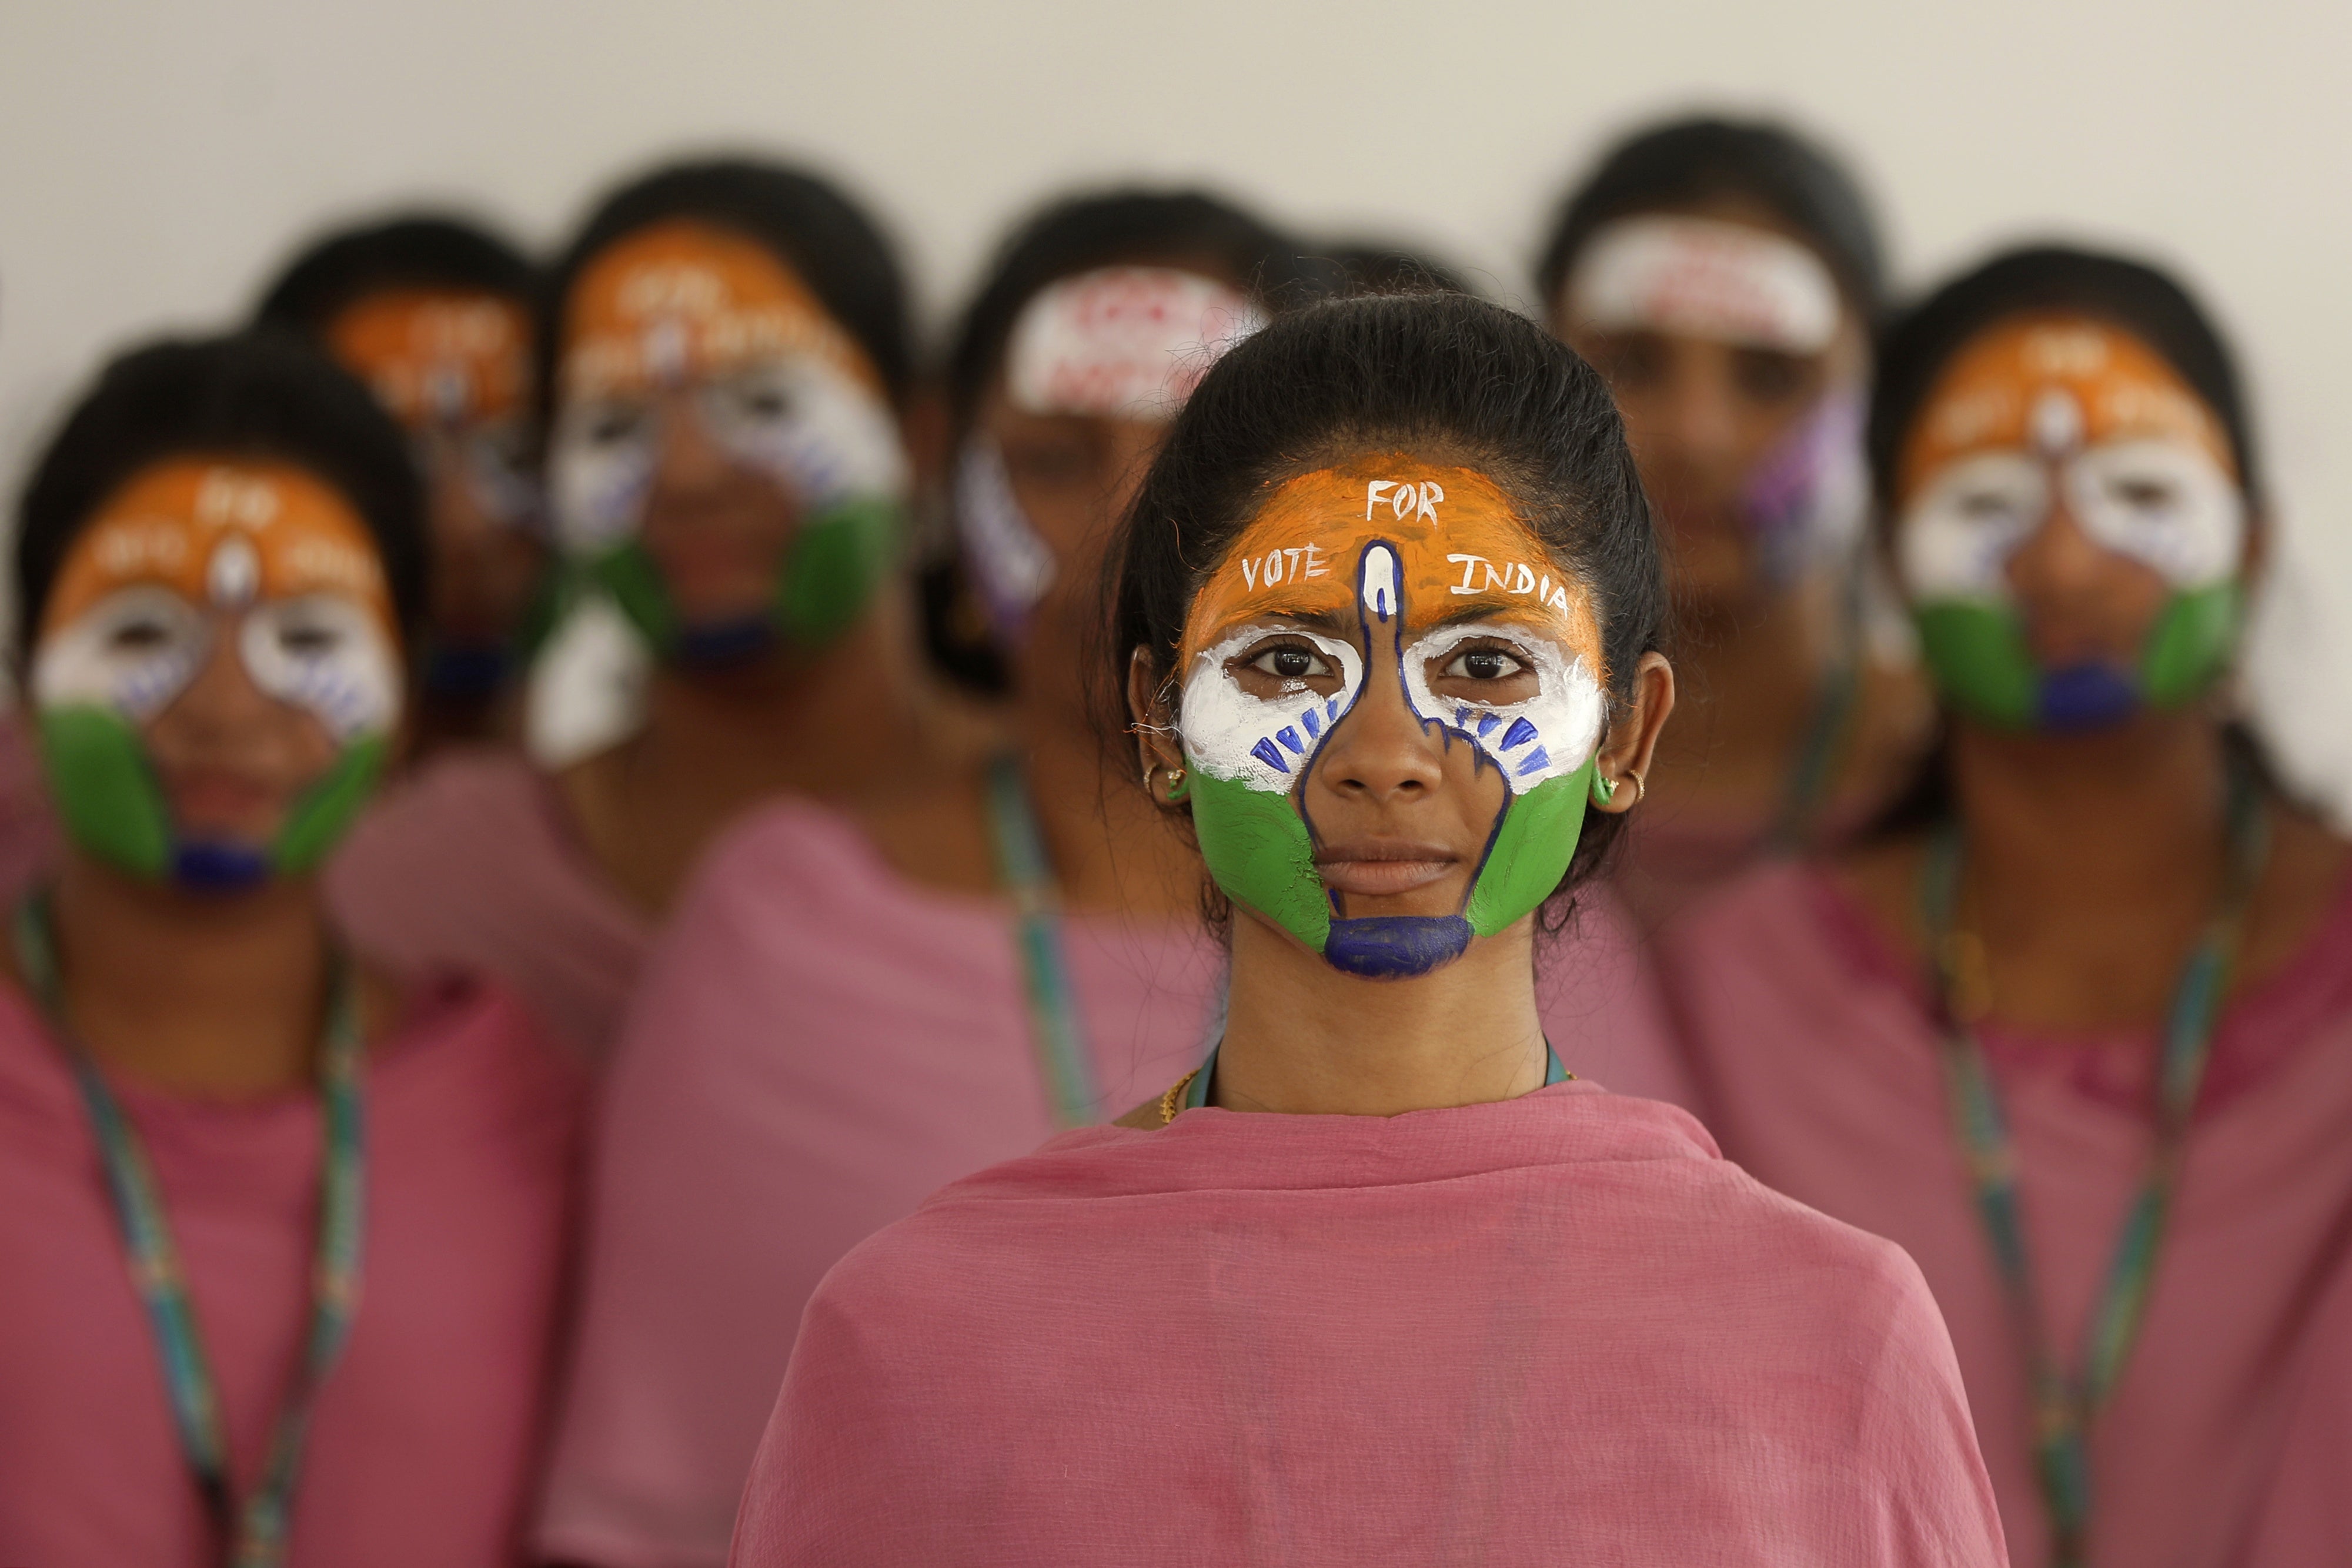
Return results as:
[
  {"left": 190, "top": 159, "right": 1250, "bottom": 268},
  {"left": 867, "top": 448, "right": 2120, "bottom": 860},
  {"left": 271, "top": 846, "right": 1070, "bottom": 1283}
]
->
[
  {"left": 1174, "top": 464, "right": 1613, "bottom": 979},
  {"left": 1912, "top": 583, "right": 2240, "bottom": 733}
]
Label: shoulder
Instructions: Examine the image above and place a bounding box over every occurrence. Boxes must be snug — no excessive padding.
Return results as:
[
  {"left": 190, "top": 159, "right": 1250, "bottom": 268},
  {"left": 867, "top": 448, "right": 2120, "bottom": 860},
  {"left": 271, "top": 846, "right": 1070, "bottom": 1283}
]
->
[
  {"left": 341, "top": 747, "right": 551, "bottom": 861},
  {"left": 370, "top": 973, "right": 589, "bottom": 1127}
]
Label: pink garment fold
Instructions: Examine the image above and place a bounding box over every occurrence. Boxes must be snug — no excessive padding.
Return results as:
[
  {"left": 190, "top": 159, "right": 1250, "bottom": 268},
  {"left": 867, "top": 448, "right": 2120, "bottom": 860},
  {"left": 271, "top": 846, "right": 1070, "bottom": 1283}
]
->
[
  {"left": 1658, "top": 861, "right": 2352, "bottom": 1568},
  {"left": 328, "top": 748, "right": 647, "bottom": 1061},
  {"left": 0, "top": 975, "right": 585, "bottom": 1568},
  {"left": 733, "top": 1081, "right": 2006, "bottom": 1566},
  {"left": 536, "top": 801, "right": 1693, "bottom": 1568}
]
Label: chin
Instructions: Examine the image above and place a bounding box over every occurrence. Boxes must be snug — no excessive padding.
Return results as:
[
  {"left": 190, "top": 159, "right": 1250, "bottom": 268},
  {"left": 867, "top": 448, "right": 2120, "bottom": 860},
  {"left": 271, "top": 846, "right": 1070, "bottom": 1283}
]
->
[{"left": 1322, "top": 915, "right": 1474, "bottom": 979}]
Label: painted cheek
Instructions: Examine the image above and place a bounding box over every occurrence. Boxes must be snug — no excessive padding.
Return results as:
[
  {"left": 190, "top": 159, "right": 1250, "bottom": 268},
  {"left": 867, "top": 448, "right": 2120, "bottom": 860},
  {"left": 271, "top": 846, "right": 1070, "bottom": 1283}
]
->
[
  {"left": 2062, "top": 440, "right": 2244, "bottom": 589},
  {"left": 237, "top": 596, "right": 403, "bottom": 743},
  {"left": 695, "top": 357, "right": 909, "bottom": 512},
  {"left": 32, "top": 587, "right": 213, "bottom": 723},
  {"left": 1177, "top": 627, "right": 1363, "bottom": 793},
  {"left": 1401, "top": 622, "right": 1606, "bottom": 788},
  {"left": 549, "top": 400, "right": 658, "bottom": 553},
  {"left": 1897, "top": 452, "right": 2049, "bottom": 603}
]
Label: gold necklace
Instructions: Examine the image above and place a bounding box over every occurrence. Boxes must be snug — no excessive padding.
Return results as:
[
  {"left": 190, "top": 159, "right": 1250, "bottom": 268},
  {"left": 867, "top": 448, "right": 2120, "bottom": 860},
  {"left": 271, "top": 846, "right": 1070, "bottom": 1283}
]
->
[{"left": 1157, "top": 1068, "right": 1201, "bottom": 1126}]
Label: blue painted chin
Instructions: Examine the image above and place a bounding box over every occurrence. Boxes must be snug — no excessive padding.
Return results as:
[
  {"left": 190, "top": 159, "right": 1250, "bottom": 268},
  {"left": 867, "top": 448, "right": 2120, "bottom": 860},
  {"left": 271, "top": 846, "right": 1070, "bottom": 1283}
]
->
[
  {"left": 673, "top": 615, "right": 777, "bottom": 668},
  {"left": 423, "top": 642, "right": 512, "bottom": 700},
  {"left": 172, "top": 841, "right": 271, "bottom": 893},
  {"left": 2037, "top": 664, "right": 2141, "bottom": 733},
  {"left": 1323, "top": 915, "right": 1474, "bottom": 979}
]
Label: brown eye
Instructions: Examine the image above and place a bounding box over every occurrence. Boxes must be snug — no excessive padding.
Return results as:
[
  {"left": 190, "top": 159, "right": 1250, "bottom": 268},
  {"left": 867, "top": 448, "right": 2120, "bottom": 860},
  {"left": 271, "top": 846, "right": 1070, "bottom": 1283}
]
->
[
  {"left": 1250, "top": 644, "right": 1329, "bottom": 681},
  {"left": 109, "top": 618, "right": 172, "bottom": 651},
  {"left": 1445, "top": 648, "right": 1523, "bottom": 682},
  {"left": 279, "top": 623, "right": 342, "bottom": 658}
]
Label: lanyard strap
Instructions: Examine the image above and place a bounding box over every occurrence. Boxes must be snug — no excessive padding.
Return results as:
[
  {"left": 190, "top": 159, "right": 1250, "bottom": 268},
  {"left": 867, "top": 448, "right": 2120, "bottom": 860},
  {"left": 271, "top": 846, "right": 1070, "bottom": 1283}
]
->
[
  {"left": 17, "top": 896, "right": 367, "bottom": 1568},
  {"left": 1920, "top": 768, "right": 2265, "bottom": 1567},
  {"left": 982, "top": 752, "right": 1101, "bottom": 1128},
  {"left": 1765, "top": 570, "right": 1870, "bottom": 851},
  {"left": 1181, "top": 1038, "right": 1571, "bottom": 1112}
]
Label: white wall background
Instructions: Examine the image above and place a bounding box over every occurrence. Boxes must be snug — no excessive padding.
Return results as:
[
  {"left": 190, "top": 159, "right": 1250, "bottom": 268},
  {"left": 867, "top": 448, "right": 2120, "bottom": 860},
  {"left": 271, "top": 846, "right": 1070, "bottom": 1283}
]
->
[{"left": 5, "top": 0, "right": 2348, "bottom": 807}]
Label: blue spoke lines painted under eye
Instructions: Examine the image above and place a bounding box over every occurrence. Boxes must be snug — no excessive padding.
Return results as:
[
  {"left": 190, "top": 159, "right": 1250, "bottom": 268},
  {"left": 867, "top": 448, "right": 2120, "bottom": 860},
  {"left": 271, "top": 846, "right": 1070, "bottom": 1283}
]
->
[
  {"left": 1455, "top": 704, "right": 1551, "bottom": 777},
  {"left": 1248, "top": 693, "right": 1349, "bottom": 775}
]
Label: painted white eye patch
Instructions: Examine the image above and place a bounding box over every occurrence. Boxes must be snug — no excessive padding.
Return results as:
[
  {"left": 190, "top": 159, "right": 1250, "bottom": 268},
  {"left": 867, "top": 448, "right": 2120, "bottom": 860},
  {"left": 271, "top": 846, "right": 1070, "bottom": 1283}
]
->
[
  {"left": 1899, "top": 437, "right": 2245, "bottom": 602},
  {"left": 549, "top": 352, "right": 907, "bottom": 556},
  {"left": 34, "top": 586, "right": 400, "bottom": 742},
  {"left": 1402, "top": 621, "right": 1605, "bottom": 788},
  {"left": 1180, "top": 626, "right": 1365, "bottom": 793},
  {"left": 954, "top": 436, "right": 1056, "bottom": 637}
]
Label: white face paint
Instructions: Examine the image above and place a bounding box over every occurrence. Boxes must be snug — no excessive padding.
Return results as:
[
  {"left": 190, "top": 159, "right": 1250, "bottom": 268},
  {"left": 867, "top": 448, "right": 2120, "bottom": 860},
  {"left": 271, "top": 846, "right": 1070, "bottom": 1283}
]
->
[
  {"left": 1179, "top": 625, "right": 1365, "bottom": 793},
  {"left": 547, "top": 350, "right": 908, "bottom": 556},
  {"left": 1005, "top": 266, "right": 1265, "bottom": 421},
  {"left": 1565, "top": 215, "right": 1842, "bottom": 354},
  {"left": 1401, "top": 621, "right": 1606, "bottom": 788},
  {"left": 954, "top": 436, "right": 1056, "bottom": 635},
  {"left": 1898, "top": 437, "right": 2245, "bottom": 603},
  {"left": 33, "top": 583, "right": 399, "bottom": 743}
]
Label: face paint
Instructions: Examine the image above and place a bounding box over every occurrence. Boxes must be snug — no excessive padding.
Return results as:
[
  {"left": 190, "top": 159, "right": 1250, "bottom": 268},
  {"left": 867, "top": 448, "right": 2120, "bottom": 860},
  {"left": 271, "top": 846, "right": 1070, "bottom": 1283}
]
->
[
  {"left": 328, "top": 289, "right": 540, "bottom": 533},
  {"left": 1893, "top": 316, "right": 2246, "bottom": 731},
  {"left": 1005, "top": 266, "right": 1262, "bottom": 421},
  {"left": 1175, "top": 460, "right": 1608, "bottom": 978},
  {"left": 954, "top": 268, "right": 1261, "bottom": 646},
  {"left": 1563, "top": 215, "right": 1842, "bottom": 355},
  {"left": 546, "top": 220, "right": 908, "bottom": 663},
  {"left": 1739, "top": 390, "right": 1868, "bottom": 585},
  {"left": 32, "top": 462, "right": 402, "bottom": 890}
]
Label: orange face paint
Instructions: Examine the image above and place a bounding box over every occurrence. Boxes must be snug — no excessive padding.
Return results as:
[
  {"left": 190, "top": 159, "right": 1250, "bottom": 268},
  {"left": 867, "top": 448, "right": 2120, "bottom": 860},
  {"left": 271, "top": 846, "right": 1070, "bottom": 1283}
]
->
[
  {"left": 45, "top": 460, "right": 395, "bottom": 642},
  {"left": 1896, "top": 315, "right": 2233, "bottom": 509},
  {"left": 1179, "top": 457, "right": 1602, "bottom": 674},
  {"left": 557, "top": 219, "right": 877, "bottom": 401},
  {"left": 325, "top": 290, "right": 532, "bottom": 428}
]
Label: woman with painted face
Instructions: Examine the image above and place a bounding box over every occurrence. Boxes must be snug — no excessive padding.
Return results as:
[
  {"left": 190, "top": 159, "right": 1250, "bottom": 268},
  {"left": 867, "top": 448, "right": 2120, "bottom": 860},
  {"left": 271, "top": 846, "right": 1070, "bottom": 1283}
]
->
[
  {"left": 328, "top": 159, "right": 951, "bottom": 1059},
  {"left": 533, "top": 188, "right": 1305, "bottom": 1568},
  {"left": 1658, "top": 248, "right": 2352, "bottom": 1568},
  {"left": 0, "top": 335, "right": 582, "bottom": 1567},
  {"left": 727, "top": 293, "right": 2004, "bottom": 1566},
  {"left": 1541, "top": 116, "right": 1930, "bottom": 928},
  {"left": 256, "top": 214, "right": 544, "bottom": 751}
]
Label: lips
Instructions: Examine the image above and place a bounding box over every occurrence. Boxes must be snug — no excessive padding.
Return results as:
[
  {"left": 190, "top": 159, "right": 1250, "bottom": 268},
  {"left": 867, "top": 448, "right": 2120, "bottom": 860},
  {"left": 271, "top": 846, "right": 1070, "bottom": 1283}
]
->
[{"left": 1313, "top": 840, "right": 1459, "bottom": 897}]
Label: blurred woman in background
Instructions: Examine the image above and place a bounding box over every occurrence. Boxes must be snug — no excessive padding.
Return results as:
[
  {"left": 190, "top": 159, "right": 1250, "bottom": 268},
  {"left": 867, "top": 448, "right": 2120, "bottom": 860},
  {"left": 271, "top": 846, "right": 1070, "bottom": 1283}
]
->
[
  {"left": 1541, "top": 115, "right": 1929, "bottom": 927},
  {"left": 255, "top": 213, "right": 544, "bottom": 752},
  {"left": 533, "top": 187, "right": 1307, "bottom": 1568},
  {"left": 1659, "top": 247, "right": 2352, "bottom": 1567},
  {"left": 731, "top": 289, "right": 2004, "bottom": 1568},
  {"left": 328, "top": 159, "right": 966, "bottom": 1059},
  {"left": 0, "top": 334, "right": 580, "bottom": 1567}
]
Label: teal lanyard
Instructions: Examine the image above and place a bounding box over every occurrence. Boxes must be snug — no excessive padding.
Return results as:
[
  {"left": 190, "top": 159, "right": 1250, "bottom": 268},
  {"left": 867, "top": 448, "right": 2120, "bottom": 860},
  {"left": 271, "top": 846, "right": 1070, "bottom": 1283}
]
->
[
  {"left": 1919, "top": 771, "right": 2265, "bottom": 1568},
  {"left": 982, "top": 752, "right": 1101, "bottom": 1128},
  {"left": 16, "top": 896, "right": 367, "bottom": 1568},
  {"left": 1181, "top": 1039, "right": 1571, "bottom": 1111},
  {"left": 1764, "top": 570, "right": 1869, "bottom": 852}
]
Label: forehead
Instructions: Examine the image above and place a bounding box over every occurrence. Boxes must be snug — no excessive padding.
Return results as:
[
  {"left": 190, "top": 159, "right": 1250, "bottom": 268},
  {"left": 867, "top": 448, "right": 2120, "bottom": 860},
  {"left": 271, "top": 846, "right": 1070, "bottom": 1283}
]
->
[
  {"left": 48, "top": 459, "right": 390, "bottom": 628},
  {"left": 1181, "top": 457, "right": 1599, "bottom": 655},
  {"left": 328, "top": 288, "right": 529, "bottom": 364},
  {"left": 1901, "top": 313, "right": 2229, "bottom": 487},
  {"left": 565, "top": 220, "right": 816, "bottom": 342}
]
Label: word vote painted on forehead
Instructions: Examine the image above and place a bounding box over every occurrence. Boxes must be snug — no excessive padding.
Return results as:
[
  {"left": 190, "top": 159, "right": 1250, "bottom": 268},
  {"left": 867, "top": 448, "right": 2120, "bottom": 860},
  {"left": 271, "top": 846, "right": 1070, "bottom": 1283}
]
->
[
  {"left": 33, "top": 460, "right": 402, "bottom": 888},
  {"left": 958, "top": 267, "right": 1264, "bottom": 644},
  {"left": 1894, "top": 316, "right": 2246, "bottom": 731},
  {"left": 548, "top": 220, "right": 909, "bottom": 661},
  {"left": 1175, "top": 459, "right": 1608, "bottom": 978}
]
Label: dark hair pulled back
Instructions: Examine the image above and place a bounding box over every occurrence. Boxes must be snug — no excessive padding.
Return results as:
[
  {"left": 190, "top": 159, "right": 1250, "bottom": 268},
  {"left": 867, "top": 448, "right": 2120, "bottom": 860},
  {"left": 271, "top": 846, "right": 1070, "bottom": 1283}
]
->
[
  {"left": 540, "top": 156, "right": 913, "bottom": 424},
  {"left": 1535, "top": 114, "right": 1883, "bottom": 316},
  {"left": 254, "top": 213, "right": 537, "bottom": 337},
  {"left": 1106, "top": 291, "right": 1666, "bottom": 899},
  {"left": 16, "top": 332, "right": 428, "bottom": 660}
]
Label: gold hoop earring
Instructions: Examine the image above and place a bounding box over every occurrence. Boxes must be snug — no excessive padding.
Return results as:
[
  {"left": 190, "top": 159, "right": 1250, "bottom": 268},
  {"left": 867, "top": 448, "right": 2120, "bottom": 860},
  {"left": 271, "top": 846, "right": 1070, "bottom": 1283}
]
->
[{"left": 1629, "top": 772, "right": 1647, "bottom": 804}]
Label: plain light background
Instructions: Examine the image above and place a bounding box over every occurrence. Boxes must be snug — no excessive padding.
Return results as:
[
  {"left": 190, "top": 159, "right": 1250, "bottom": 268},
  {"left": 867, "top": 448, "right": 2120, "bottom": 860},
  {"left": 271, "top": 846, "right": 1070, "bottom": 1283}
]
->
[{"left": 4, "top": 0, "right": 2347, "bottom": 807}]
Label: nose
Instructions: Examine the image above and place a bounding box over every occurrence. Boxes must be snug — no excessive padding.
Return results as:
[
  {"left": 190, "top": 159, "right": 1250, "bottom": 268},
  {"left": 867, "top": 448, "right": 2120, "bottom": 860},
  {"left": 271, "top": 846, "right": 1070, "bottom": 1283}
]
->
[
  {"left": 2004, "top": 493, "right": 2113, "bottom": 606},
  {"left": 647, "top": 390, "right": 736, "bottom": 502},
  {"left": 1651, "top": 343, "right": 1743, "bottom": 472},
  {"left": 167, "top": 621, "right": 279, "bottom": 736},
  {"left": 1307, "top": 636, "right": 1448, "bottom": 808}
]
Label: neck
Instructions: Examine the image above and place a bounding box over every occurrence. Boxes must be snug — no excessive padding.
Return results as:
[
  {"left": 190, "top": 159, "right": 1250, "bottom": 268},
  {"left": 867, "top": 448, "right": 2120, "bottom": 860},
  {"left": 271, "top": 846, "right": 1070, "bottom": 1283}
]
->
[
  {"left": 1946, "top": 709, "right": 2233, "bottom": 957},
  {"left": 39, "top": 855, "right": 333, "bottom": 1098},
  {"left": 1013, "top": 698, "right": 1200, "bottom": 918},
  {"left": 1212, "top": 917, "right": 1548, "bottom": 1115},
  {"left": 1652, "top": 574, "right": 1836, "bottom": 798}
]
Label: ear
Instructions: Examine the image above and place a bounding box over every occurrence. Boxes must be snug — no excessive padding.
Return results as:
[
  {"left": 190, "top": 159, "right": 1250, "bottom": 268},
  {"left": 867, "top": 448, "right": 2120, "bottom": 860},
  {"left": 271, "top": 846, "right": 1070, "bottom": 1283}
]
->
[
  {"left": 1127, "top": 646, "right": 1185, "bottom": 794},
  {"left": 1591, "top": 651, "right": 1674, "bottom": 814}
]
